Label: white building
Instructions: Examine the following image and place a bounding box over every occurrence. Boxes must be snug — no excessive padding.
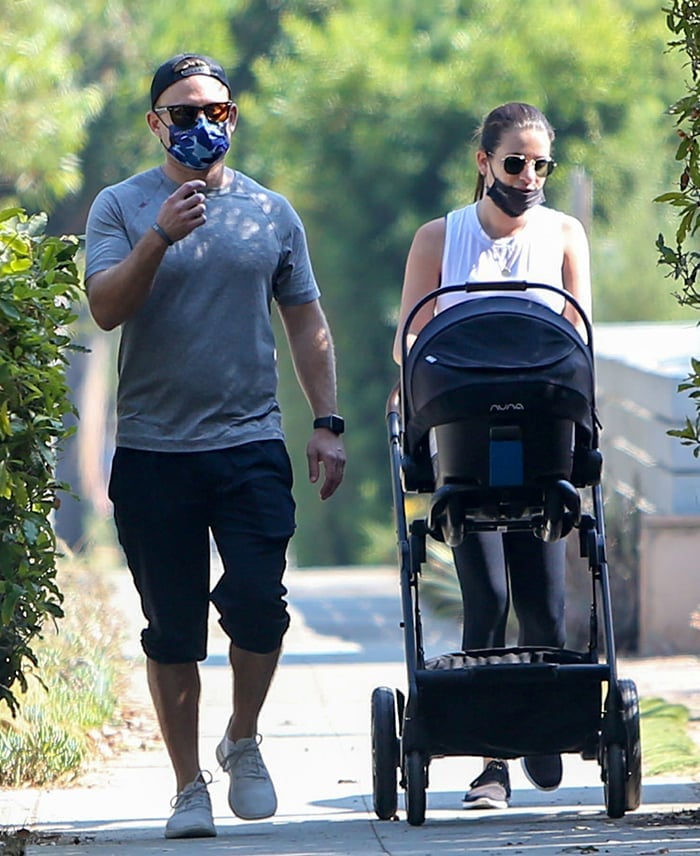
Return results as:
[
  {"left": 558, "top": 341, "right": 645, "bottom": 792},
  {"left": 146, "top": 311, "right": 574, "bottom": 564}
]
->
[{"left": 595, "top": 322, "right": 700, "bottom": 653}]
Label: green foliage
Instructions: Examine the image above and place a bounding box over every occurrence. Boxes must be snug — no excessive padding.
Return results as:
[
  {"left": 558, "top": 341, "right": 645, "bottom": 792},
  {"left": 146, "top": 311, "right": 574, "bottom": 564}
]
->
[
  {"left": 667, "top": 357, "right": 700, "bottom": 453},
  {"left": 656, "top": 0, "right": 700, "bottom": 454},
  {"left": 0, "top": 1, "right": 104, "bottom": 209},
  {"left": 0, "top": 208, "right": 82, "bottom": 715}
]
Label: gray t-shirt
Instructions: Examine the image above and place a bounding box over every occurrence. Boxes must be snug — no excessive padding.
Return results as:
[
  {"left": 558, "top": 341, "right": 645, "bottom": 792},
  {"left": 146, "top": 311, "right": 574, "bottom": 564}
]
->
[{"left": 85, "top": 167, "right": 320, "bottom": 452}]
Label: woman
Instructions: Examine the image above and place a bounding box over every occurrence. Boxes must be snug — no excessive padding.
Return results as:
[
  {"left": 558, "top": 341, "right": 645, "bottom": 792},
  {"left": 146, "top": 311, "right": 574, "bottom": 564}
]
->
[{"left": 393, "top": 102, "right": 592, "bottom": 810}]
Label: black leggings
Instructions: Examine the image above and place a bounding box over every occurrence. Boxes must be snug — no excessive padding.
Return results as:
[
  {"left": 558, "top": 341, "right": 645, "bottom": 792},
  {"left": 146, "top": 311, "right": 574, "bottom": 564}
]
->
[{"left": 453, "top": 531, "right": 566, "bottom": 651}]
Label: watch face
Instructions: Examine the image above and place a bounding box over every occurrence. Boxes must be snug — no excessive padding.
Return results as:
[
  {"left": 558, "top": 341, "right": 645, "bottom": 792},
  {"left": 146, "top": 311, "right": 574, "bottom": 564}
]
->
[{"left": 315, "top": 415, "right": 344, "bottom": 434}]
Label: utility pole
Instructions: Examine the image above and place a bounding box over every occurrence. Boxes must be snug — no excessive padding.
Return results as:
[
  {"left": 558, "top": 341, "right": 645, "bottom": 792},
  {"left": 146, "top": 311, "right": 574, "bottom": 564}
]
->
[{"left": 571, "top": 166, "right": 593, "bottom": 237}]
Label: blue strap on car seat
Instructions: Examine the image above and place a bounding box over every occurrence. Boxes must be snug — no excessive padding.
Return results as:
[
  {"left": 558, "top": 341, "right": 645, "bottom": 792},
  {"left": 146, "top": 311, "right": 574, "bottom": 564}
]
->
[{"left": 489, "top": 426, "right": 523, "bottom": 486}]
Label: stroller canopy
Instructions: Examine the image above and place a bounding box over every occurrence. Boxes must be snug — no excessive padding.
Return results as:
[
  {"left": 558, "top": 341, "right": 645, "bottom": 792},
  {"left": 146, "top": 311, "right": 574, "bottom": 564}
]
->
[{"left": 403, "top": 296, "right": 595, "bottom": 455}]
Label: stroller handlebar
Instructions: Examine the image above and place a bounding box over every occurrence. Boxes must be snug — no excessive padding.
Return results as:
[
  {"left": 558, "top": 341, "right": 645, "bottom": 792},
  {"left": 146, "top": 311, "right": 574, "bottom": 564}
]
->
[{"left": 386, "top": 381, "right": 401, "bottom": 418}]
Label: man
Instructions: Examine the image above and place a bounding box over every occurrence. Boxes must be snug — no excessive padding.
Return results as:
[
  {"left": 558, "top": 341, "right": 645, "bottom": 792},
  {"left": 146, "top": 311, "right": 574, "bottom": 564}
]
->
[{"left": 84, "top": 53, "right": 346, "bottom": 839}]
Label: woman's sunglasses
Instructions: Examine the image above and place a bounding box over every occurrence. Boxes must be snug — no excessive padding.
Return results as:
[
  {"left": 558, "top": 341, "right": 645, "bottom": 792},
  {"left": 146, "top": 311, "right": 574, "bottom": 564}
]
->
[
  {"left": 494, "top": 153, "right": 557, "bottom": 178},
  {"left": 154, "top": 101, "right": 234, "bottom": 129}
]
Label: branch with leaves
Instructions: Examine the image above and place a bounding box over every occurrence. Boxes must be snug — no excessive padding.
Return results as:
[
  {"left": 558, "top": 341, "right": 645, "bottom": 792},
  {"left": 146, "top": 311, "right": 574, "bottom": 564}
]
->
[{"left": 656, "top": 0, "right": 700, "bottom": 453}]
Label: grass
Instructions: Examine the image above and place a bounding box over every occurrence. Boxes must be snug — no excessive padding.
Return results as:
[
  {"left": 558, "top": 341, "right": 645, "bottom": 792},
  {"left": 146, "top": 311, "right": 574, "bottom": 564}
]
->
[
  {"left": 641, "top": 697, "right": 700, "bottom": 778},
  {"left": 0, "top": 540, "right": 129, "bottom": 787}
]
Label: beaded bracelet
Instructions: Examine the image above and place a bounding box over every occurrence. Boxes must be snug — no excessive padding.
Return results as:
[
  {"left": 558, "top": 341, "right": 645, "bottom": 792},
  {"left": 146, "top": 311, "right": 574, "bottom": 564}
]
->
[{"left": 151, "top": 222, "right": 174, "bottom": 246}]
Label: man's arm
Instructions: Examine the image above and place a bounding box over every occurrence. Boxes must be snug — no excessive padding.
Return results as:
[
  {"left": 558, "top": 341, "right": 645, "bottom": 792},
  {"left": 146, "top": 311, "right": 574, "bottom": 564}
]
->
[
  {"left": 278, "top": 300, "right": 346, "bottom": 500},
  {"left": 86, "top": 180, "right": 208, "bottom": 331},
  {"left": 87, "top": 231, "right": 169, "bottom": 331}
]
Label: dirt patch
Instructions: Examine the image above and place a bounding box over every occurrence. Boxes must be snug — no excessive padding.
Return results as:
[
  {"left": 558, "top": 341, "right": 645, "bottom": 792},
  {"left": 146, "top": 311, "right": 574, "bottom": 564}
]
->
[
  {"left": 1, "top": 828, "right": 95, "bottom": 854},
  {"left": 628, "top": 807, "right": 700, "bottom": 827}
]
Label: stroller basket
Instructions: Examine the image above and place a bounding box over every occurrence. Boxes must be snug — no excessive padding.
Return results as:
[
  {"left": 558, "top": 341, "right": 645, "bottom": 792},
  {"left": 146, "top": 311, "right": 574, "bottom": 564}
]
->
[{"left": 414, "top": 648, "right": 605, "bottom": 759}]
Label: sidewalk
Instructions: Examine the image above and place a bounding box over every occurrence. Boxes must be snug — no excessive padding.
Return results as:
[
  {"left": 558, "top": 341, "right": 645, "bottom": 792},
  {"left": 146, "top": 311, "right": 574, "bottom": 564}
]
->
[{"left": 2, "top": 566, "right": 700, "bottom": 854}]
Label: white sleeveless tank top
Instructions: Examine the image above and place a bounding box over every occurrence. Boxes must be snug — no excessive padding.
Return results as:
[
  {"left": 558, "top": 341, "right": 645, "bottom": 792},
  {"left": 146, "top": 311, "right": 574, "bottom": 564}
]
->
[{"left": 436, "top": 202, "right": 566, "bottom": 314}]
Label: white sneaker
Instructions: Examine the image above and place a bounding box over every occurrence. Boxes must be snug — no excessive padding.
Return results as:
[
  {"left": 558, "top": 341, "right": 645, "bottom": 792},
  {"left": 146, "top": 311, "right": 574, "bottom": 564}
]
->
[
  {"left": 216, "top": 734, "right": 277, "bottom": 820},
  {"left": 164, "top": 774, "right": 216, "bottom": 839}
]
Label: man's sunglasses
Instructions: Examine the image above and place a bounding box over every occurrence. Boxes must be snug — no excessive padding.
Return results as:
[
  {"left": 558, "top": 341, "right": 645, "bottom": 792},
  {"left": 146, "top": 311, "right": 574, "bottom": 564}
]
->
[
  {"left": 153, "top": 101, "right": 234, "bottom": 129},
  {"left": 491, "top": 153, "right": 556, "bottom": 178}
]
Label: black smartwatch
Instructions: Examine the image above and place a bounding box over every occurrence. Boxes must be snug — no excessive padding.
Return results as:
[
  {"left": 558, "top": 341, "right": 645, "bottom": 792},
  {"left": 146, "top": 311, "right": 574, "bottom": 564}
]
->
[{"left": 313, "top": 414, "right": 345, "bottom": 435}]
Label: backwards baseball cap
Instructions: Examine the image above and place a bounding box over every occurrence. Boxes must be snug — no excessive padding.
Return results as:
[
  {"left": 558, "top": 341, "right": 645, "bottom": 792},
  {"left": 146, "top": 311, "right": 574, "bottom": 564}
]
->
[{"left": 150, "top": 53, "right": 231, "bottom": 108}]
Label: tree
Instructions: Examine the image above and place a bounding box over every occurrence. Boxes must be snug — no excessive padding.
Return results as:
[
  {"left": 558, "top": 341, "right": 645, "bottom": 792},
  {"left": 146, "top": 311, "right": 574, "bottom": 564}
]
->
[
  {"left": 1, "top": 0, "right": 687, "bottom": 565},
  {"left": 239, "top": 0, "right": 685, "bottom": 563},
  {"left": 656, "top": 0, "right": 700, "bottom": 454},
  {"left": 0, "top": 0, "right": 243, "bottom": 231},
  {"left": 0, "top": 1, "right": 103, "bottom": 211}
]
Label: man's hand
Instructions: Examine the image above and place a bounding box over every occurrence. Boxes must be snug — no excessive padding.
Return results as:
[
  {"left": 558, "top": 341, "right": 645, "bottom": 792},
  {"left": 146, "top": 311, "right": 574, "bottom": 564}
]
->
[
  {"left": 307, "top": 428, "right": 346, "bottom": 500},
  {"left": 155, "top": 180, "right": 208, "bottom": 243}
]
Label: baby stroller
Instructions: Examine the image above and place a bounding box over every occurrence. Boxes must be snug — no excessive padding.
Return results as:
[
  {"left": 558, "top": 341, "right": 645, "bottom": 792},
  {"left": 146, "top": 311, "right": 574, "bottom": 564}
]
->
[{"left": 372, "top": 281, "right": 641, "bottom": 825}]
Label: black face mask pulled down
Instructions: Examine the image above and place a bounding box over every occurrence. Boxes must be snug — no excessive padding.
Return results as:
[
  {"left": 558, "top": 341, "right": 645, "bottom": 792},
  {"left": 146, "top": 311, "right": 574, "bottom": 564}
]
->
[{"left": 486, "top": 175, "right": 545, "bottom": 218}]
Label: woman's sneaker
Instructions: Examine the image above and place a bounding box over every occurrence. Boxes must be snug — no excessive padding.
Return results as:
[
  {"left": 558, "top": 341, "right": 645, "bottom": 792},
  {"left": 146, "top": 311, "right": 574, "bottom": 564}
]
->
[
  {"left": 164, "top": 774, "right": 216, "bottom": 839},
  {"left": 216, "top": 734, "right": 278, "bottom": 820},
  {"left": 462, "top": 760, "right": 511, "bottom": 809},
  {"left": 521, "top": 754, "right": 563, "bottom": 791}
]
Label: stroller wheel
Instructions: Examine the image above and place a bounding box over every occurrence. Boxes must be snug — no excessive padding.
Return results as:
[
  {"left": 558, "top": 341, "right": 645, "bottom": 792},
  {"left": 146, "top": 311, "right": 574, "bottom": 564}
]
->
[
  {"left": 371, "top": 687, "right": 399, "bottom": 820},
  {"left": 404, "top": 750, "right": 427, "bottom": 826},
  {"left": 620, "top": 678, "right": 642, "bottom": 812},
  {"left": 603, "top": 743, "right": 626, "bottom": 818}
]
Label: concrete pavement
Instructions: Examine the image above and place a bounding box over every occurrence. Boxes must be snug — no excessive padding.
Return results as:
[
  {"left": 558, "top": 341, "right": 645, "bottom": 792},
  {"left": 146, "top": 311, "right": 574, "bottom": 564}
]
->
[{"left": 2, "top": 566, "right": 700, "bottom": 854}]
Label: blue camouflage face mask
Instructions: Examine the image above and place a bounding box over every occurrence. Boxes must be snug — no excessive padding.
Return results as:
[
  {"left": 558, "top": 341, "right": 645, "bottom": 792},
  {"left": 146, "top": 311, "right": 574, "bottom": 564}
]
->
[{"left": 167, "top": 116, "right": 230, "bottom": 170}]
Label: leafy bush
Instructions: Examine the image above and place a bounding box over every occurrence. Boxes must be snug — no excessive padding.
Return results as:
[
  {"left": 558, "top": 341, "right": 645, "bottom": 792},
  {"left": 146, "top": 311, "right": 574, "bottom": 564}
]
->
[{"left": 0, "top": 207, "right": 82, "bottom": 715}]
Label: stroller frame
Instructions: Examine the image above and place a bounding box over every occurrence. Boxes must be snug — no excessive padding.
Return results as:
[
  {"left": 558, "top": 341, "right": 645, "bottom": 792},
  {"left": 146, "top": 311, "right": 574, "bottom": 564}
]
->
[{"left": 372, "top": 282, "right": 641, "bottom": 825}]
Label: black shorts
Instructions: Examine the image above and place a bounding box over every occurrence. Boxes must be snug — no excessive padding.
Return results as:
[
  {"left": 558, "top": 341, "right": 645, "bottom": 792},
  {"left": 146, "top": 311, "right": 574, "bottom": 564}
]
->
[{"left": 108, "top": 440, "right": 296, "bottom": 663}]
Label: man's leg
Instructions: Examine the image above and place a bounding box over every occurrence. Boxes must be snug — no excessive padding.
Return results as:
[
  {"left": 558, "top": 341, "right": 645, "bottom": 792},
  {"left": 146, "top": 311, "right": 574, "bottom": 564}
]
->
[
  {"left": 147, "top": 660, "right": 202, "bottom": 792},
  {"left": 209, "top": 441, "right": 296, "bottom": 741},
  {"left": 108, "top": 447, "right": 214, "bottom": 836},
  {"left": 226, "top": 644, "right": 280, "bottom": 741},
  {"left": 146, "top": 658, "right": 215, "bottom": 839},
  {"left": 207, "top": 442, "right": 296, "bottom": 820},
  {"left": 213, "top": 644, "right": 281, "bottom": 819}
]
